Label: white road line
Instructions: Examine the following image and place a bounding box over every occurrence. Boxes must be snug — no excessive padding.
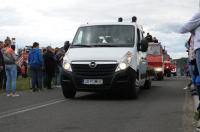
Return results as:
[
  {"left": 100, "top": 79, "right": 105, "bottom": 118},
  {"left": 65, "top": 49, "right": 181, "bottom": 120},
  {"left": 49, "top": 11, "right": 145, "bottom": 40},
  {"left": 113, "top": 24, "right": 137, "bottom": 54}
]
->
[{"left": 0, "top": 99, "right": 66, "bottom": 119}]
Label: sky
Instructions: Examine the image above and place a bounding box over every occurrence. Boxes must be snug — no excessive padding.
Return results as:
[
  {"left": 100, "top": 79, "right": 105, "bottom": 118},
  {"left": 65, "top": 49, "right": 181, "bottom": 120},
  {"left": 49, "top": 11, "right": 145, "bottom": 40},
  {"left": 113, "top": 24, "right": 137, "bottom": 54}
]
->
[{"left": 0, "top": 0, "right": 199, "bottom": 59}]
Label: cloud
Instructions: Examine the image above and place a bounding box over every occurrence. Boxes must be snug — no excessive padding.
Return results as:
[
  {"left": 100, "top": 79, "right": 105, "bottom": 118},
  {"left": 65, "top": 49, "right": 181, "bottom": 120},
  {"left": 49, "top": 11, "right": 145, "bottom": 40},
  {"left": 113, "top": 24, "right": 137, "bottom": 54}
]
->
[
  {"left": 0, "top": 7, "right": 22, "bottom": 26},
  {"left": 147, "top": 23, "right": 182, "bottom": 34},
  {"left": 0, "top": 0, "right": 198, "bottom": 59}
]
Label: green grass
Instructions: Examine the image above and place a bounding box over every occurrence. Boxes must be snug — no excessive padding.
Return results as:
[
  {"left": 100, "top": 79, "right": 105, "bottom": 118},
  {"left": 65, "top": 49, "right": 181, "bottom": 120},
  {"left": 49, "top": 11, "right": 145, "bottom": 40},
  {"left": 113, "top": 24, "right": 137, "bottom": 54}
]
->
[
  {"left": 0, "top": 77, "right": 30, "bottom": 93},
  {"left": 16, "top": 77, "right": 31, "bottom": 91}
]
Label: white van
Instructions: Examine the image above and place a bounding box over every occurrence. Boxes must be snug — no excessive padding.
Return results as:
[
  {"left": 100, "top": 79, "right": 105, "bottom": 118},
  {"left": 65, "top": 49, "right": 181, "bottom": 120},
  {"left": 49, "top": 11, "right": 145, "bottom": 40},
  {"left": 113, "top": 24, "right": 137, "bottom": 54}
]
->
[{"left": 61, "top": 21, "right": 151, "bottom": 99}]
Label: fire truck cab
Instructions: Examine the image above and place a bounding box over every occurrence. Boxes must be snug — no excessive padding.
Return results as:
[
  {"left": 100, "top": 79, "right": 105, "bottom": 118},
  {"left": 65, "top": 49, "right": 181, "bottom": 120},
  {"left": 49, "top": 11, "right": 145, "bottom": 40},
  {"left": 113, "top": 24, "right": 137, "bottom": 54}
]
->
[{"left": 147, "top": 42, "right": 164, "bottom": 80}]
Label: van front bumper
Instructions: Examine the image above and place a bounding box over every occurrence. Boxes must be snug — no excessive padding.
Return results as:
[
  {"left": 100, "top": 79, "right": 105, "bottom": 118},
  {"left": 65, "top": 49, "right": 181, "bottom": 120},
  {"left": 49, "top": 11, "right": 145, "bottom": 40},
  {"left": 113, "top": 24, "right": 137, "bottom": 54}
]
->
[{"left": 61, "top": 67, "right": 136, "bottom": 92}]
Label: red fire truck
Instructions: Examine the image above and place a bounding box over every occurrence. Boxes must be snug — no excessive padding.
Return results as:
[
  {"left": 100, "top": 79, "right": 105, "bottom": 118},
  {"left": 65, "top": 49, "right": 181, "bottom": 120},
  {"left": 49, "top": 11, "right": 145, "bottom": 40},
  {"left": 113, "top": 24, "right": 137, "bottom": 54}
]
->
[
  {"left": 147, "top": 42, "right": 164, "bottom": 80},
  {"left": 170, "top": 61, "right": 177, "bottom": 76},
  {"left": 163, "top": 53, "right": 172, "bottom": 77}
]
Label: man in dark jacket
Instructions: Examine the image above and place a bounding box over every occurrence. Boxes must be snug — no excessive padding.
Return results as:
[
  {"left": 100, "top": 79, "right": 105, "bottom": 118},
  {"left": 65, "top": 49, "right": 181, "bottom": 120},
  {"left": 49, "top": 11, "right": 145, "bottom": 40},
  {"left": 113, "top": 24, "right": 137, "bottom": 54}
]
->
[
  {"left": 43, "top": 46, "right": 56, "bottom": 89},
  {"left": 0, "top": 41, "right": 5, "bottom": 90},
  {"left": 28, "top": 42, "right": 44, "bottom": 92},
  {"left": 145, "top": 33, "right": 153, "bottom": 42}
]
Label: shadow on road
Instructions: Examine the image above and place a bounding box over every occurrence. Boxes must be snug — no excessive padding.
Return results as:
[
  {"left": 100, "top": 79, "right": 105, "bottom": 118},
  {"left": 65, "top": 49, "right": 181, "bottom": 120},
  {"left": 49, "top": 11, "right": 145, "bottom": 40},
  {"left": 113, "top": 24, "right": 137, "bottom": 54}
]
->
[{"left": 73, "top": 85, "right": 159, "bottom": 101}]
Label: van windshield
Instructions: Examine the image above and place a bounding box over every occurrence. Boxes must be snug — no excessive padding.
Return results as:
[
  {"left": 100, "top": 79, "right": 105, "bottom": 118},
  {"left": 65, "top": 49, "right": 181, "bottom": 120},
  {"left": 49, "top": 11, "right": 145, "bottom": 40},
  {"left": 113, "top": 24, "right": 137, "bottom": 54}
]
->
[
  {"left": 147, "top": 45, "right": 161, "bottom": 55},
  {"left": 72, "top": 25, "right": 135, "bottom": 47}
]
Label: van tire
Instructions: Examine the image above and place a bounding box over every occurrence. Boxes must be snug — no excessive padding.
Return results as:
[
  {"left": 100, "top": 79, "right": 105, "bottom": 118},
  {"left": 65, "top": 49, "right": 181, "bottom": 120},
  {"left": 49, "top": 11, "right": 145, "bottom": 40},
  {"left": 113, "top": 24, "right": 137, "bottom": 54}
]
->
[
  {"left": 62, "top": 85, "right": 76, "bottom": 98},
  {"left": 127, "top": 72, "right": 139, "bottom": 99},
  {"left": 144, "top": 79, "right": 152, "bottom": 89}
]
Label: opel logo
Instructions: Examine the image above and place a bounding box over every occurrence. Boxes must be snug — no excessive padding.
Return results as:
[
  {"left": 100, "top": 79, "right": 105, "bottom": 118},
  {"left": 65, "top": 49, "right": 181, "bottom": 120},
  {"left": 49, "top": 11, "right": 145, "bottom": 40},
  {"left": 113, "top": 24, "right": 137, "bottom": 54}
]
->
[{"left": 89, "top": 61, "right": 97, "bottom": 68}]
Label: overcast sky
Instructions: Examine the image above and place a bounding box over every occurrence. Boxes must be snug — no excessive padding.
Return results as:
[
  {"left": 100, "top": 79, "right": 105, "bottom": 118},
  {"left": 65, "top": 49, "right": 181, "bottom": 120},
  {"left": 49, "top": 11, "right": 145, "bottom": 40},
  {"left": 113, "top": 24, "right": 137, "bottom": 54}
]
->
[{"left": 0, "top": 0, "right": 199, "bottom": 59}]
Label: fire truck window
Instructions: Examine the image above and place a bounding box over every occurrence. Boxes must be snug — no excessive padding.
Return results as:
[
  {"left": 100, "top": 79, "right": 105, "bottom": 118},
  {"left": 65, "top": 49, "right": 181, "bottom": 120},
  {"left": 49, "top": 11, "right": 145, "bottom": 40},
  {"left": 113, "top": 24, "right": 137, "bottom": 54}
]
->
[{"left": 147, "top": 46, "right": 161, "bottom": 55}]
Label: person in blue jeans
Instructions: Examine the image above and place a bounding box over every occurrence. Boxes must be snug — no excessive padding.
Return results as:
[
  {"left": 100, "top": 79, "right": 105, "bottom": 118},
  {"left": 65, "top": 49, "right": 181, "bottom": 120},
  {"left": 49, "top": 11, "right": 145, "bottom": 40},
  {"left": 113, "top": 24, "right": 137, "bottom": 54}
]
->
[
  {"left": 179, "top": 11, "right": 200, "bottom": 130},
  {"left": 2, "top": 43, "right": 18, "bottom": 97},
  {"left": 28, "top": 42, "right": 44, "bottom": 92}
]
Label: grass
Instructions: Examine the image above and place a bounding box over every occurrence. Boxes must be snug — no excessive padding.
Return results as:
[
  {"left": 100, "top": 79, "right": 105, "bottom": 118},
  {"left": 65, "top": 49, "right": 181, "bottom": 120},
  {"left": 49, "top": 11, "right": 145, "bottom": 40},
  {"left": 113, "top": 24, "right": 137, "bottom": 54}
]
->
[
  {"left": 0, "top": 77, "right": 30, "bottom": 93},
  {"left": 16, "top": 77, "right": 31, "bottom": 91}
]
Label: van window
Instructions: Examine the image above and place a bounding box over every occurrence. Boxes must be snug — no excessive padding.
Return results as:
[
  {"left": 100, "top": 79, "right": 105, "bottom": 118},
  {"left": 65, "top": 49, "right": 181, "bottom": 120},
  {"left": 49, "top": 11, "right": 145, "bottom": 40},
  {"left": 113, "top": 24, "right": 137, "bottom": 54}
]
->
[
  {"left": 72, "top": 25, "right": 135, "bottom": 47},
  {"left": 74, "top": 30, "right": 83, "bottom": 44}
]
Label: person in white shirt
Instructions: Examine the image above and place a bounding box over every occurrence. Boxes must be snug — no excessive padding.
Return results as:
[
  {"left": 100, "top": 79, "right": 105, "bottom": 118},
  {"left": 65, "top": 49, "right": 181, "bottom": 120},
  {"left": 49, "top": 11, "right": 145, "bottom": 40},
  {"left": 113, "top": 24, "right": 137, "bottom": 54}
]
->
[{"left": 179, "top": 11, "right": 200, "bottom": 130}]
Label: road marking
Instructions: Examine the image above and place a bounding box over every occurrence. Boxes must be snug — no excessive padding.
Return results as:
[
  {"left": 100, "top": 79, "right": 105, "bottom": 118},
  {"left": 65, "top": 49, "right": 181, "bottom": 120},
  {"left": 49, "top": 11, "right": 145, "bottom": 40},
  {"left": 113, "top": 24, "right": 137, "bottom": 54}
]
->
[{"left": 0, "top": 98, "right": 66, "bottom": 119}]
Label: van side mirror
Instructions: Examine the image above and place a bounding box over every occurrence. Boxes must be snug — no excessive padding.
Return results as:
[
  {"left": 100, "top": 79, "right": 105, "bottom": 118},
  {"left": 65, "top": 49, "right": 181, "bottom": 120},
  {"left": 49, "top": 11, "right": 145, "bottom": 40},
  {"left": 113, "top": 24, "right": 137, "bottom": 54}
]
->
[
  {"left": 138, "top": 39, "right": 148, "bottom": 52},
  {"left": 64, "top": 41, "right": 71, "bottom": 52}
]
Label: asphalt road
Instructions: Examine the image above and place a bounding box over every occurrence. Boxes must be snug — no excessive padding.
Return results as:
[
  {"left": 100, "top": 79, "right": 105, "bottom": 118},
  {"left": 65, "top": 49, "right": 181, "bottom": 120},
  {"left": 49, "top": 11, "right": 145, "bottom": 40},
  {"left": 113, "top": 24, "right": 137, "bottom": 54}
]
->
[{"left": 0, "top": 77, "right": 188, "bottom": 132}]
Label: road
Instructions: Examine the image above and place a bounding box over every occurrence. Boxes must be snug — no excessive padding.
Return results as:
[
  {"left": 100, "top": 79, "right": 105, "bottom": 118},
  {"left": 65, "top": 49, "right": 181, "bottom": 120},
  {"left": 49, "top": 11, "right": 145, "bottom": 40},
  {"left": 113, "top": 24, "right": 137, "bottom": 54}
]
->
[{"left": 0, "top": 77, "right": 189, "bottom": 132}]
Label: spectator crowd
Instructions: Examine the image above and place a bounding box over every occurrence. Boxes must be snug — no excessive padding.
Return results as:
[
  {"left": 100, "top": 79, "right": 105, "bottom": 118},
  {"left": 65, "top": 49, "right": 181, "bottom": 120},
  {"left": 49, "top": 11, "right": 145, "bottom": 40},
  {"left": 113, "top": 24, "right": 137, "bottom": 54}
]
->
[{"left": 0, "top": 36, "right": 70, "bottom": 96}]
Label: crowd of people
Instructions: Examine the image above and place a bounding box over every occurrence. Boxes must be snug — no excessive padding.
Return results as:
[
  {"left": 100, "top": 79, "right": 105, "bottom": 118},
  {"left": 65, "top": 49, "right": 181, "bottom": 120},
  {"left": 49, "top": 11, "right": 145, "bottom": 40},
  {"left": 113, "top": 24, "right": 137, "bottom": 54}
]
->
[
  {"left": 145, "top": 33, "right": 159, "bottom": 43},
  {"left": 0, "top": 37, "right": 70, "bottom": 96}
]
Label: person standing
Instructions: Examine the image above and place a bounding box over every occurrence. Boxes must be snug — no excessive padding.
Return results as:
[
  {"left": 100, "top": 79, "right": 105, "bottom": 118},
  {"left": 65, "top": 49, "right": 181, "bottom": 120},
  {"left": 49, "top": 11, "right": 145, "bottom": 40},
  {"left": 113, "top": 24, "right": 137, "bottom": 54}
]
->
[
  {"left": 54, "top": 47, "right": 64, "bottom": 86},
  {"left": 43, "top": 46, "right": 56, "bottom": 89},
  {"left": 145, "top": 33, "right": 153, "bottom": 42},
  {"left": 0, "top": 41, "right": 5, "bottom": 91},
  {"left": 179, "top": 11, "right": 200, "bottom": 130},
  {"left": 28, "top": 42, "right": 44, "bottom": 92},
  {"left": 183, "top": 35, "right": 196, "bottom": 90},
  {"left": 2, "top": 43, "right": 18, "bottom": 97}
]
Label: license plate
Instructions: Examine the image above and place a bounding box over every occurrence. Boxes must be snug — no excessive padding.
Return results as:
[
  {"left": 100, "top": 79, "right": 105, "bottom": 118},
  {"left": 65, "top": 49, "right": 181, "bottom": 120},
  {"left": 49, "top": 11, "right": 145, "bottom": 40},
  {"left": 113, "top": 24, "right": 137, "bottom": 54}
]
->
[{"left": 83, "top": 79, "right": 103, "bottom": 85}]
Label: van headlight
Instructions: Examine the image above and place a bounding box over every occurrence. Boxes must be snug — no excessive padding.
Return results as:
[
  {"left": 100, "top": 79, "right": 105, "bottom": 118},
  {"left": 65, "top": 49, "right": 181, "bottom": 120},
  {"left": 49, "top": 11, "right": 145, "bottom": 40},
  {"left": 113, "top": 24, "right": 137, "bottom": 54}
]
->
[
  {"left": 155, "top": 67, "right": 162, "bottom": 72},
  {"left": 63, "top": 57, "right": 72, "bottom": 72},
  {"left": 116, "top": 51, "right": 132, "bottom": 72}
]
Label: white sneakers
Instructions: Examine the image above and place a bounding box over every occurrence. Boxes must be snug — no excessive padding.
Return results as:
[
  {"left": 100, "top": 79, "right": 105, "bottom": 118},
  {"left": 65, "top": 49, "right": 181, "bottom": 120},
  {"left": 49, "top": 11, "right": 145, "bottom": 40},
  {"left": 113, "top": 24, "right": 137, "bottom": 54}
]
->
[
  {"left": 6, "top": 93, "right": 20, "bottom": 97},
  {"left": 6, "top": 94, "right": 11, "bottom": 97},
  {"left": 191, "top": 84, "right": 195, "bottom": 90},
  {"left": 197, "top": 120, "right": 200, "bottom": 131},
  {"left": 183, "top": 86, "right": 189, "bottom": 90}
]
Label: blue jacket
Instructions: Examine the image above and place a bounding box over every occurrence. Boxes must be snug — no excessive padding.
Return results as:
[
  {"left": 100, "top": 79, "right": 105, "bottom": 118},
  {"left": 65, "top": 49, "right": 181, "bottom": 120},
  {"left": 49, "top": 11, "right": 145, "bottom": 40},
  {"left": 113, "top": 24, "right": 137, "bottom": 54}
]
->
[{"left": 28, "top": 48, "right": 44, "bottom": 67}]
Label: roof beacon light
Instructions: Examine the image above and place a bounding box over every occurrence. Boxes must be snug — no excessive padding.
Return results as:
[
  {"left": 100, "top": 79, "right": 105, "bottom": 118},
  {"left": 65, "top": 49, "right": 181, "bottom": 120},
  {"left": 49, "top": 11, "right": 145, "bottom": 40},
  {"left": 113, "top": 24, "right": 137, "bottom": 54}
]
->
[
  {"left": 132, "top": 16, "right": 137, "bottom": 22},
  {"left": 118, "top": 17, "right": 123, "bottom": 22}
]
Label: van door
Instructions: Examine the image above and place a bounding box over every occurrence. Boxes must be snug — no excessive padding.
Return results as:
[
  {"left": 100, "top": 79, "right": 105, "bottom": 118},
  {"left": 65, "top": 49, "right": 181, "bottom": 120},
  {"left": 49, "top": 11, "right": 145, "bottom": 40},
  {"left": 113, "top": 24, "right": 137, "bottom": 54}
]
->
[{"left": 137, "top": 29, "right": 147, "bottom": 84}]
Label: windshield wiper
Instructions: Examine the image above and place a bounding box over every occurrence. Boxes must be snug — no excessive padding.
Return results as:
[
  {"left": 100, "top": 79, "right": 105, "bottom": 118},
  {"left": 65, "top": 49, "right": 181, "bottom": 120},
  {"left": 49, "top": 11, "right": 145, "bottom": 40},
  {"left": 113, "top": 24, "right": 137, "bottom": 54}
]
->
[
  {"left": 92, "top": 44, "right": 119, "bottom": 47},
  {"left": 93, "top": 44, "right": 133, "bottom": 47},
  {"left": 71, "top": 44, "right": 92, "bottom": 47},
  {"left": 72, "top": 44, "right": 133, "bottom": 48}
]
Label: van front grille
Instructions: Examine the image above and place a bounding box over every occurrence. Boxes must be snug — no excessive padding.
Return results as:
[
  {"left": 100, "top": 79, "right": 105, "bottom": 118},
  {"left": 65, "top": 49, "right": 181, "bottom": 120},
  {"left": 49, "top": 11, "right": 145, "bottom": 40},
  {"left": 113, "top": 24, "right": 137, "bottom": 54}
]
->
[{"left": 71, "top": 64, "right": 117, "bottom": 76}]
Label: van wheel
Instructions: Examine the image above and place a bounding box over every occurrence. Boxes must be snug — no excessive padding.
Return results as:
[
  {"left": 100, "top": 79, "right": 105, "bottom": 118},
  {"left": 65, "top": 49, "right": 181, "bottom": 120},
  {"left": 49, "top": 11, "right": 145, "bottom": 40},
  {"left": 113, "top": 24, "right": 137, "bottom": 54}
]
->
[
  {"left": 62, "top": 85, "right": 76, "bottom": 98},
  {"left": 144, "top": 79, "right": 152, "bottom": 89},
  {"left": 127, "top": 73, "right": 139, "bottom": 99}
]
